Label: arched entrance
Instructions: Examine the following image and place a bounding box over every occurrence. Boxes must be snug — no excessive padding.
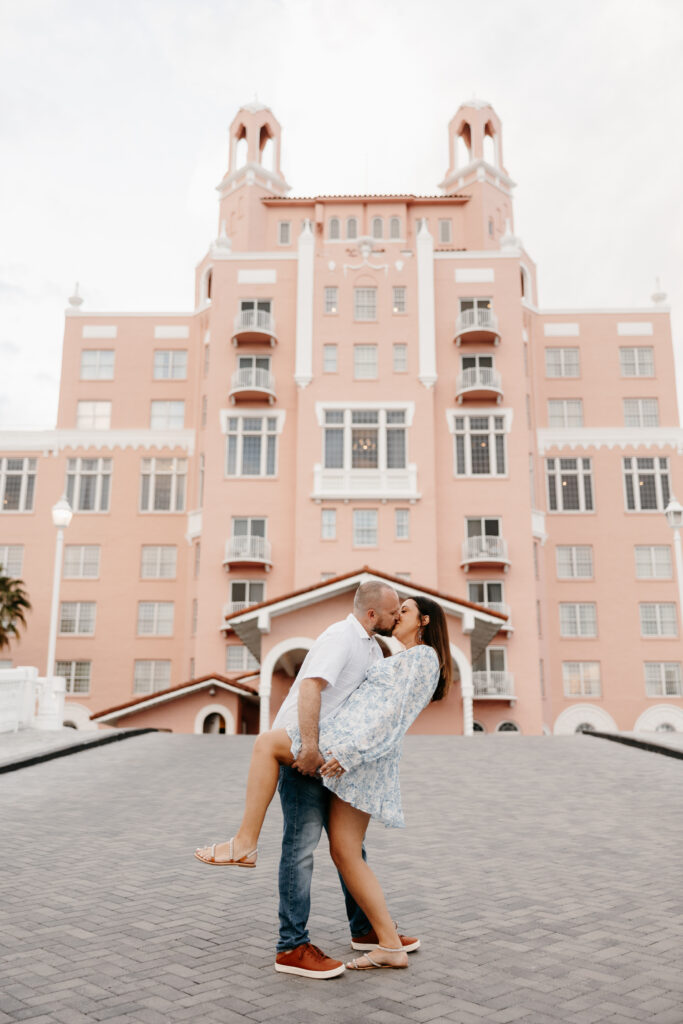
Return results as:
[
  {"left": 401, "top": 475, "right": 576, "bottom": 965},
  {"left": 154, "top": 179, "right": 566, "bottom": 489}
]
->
[
  {"left": 258, "top": 637, "right": 315, "bottom": 732},
  {"left": 194, "top": 704, "right": 236, "bottom": 735}
]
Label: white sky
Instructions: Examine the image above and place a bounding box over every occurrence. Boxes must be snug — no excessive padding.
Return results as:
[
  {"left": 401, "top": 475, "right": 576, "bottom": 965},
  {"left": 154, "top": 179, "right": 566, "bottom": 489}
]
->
[{"left": 1, "top": 0, "right": 682, "bottom": 429}]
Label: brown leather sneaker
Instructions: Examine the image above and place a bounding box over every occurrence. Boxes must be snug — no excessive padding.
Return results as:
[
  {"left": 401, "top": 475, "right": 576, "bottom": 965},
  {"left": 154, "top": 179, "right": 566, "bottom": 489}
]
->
[
  {"left": 351, "top": 927, "right": 420, "bottom": 953},
  {"left": 275, "top": 942, "right": 346, "bottom": 978}
]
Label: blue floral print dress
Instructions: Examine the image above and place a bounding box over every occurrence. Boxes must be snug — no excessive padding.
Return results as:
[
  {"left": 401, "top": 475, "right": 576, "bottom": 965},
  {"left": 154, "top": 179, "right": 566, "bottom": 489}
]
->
[{"left": 287, "top": 645, "right": 439, "bottom": 828}]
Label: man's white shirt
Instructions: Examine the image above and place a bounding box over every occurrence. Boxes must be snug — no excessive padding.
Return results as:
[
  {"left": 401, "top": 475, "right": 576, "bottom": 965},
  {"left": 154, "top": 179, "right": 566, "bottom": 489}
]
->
[{"left": 272, "top": 614, "right": 384, "bottom": 732}]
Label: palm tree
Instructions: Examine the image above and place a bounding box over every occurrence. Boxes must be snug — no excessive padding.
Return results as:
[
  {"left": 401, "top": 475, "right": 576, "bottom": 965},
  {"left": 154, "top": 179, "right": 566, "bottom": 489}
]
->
[{"left": 0, "top": 570, "right": 32, "bottom": 651}]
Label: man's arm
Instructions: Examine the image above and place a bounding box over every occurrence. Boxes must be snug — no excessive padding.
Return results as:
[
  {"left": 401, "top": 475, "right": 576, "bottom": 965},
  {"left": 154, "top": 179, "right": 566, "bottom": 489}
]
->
[{"left": 291, "top": 677, "right": 327, "bottom": 776}]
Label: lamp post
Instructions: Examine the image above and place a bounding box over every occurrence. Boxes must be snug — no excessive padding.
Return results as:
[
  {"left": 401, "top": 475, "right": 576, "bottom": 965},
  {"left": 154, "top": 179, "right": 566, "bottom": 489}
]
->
[
  {"left": 45, "top": 496, "right": 73, "bottom": 678},
  {"left": 664, "top": 497, "right": 683, "bottom": 632}
]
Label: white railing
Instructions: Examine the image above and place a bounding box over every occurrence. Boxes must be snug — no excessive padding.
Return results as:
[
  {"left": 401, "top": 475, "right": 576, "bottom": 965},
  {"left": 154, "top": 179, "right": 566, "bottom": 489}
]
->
[
  {"left": 456, "top": 307, "right": 499, "bottom": 334},
  {"left": 230, "top": 367, "right": 275, "bottom": 394},
  {"left": 0, "top": 667, "right": 66, "bottom": 733},
  {"left": 456, "top": 366, "right": 503, "bottom": 393},
  {"left": 223, "top": 600, "right": 261, "bottom": 618},
  {"left": 312, "top": 464, "right": 420, "bottom": 501},
  {"left": 233, "top": 309, "right": 276, "bottom": 336},
  {"left": 482, "top": 601, "right": 509, "bottom": 618},
  {"left": 462, "top": 535, "right": 509, "bottom": 563},
  {"left": 472, "top": 671, "right": 515, "bottom": 698},
  {"left": 224, "top": 536, "right": 272, "bottom": 564}
]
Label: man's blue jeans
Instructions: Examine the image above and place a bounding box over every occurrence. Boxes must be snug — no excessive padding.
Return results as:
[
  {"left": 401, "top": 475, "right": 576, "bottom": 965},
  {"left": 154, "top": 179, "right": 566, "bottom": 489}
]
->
[{"left": 277, "top": 765, "right": 372, "bottom": 952}]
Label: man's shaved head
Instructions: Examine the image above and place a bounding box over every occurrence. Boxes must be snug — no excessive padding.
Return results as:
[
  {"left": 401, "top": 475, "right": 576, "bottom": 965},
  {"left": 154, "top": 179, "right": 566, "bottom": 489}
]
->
[{"left": 353, "top": 581, "right": 399, "bottom": 615}]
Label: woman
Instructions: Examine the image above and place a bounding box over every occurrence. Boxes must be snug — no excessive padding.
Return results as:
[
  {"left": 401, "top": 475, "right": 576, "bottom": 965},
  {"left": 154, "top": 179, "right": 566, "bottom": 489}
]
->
[{"left": 195, "top": 595, "right": 451, "bottom": 970}]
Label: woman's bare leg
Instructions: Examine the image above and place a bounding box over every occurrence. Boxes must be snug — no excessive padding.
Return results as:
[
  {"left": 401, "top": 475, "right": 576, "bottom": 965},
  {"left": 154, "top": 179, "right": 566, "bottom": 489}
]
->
[
  {"left": 328, "top": 796, "right": 407, "bottom": 967},
  {"left": 196, "top": 728, "right": 294, "bottom": 862}
]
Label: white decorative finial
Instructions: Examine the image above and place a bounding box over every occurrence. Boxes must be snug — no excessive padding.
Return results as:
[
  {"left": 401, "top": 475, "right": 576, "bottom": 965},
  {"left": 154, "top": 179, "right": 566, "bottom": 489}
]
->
[
  {"left": 500, "top": 219, "right": 520, "bottom": 251},
  {"left": 68, "top": 282, "right": 83, "bottom": 310},
  {"left": 651, "top": 277, "right": 667, "bottom": 305},
  {"left": 216, "top": 220, "right": 231, "bottom": 250}
]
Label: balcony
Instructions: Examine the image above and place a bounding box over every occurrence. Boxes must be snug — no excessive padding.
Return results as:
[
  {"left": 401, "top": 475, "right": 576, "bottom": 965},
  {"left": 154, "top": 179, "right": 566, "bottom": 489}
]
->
[
  {"left": 472, "top": 671, "right": 516, "bottom": 701},
  {"left": 232, "top": 309, "right": 277, "bottom": 346},
  {"left": 461, "top": 535, "right": 510, "bottom": 572},
  {"left": 223, "top": 536, "right": 272, "bottom": 571},
  {"left": 229, "top": 367, "right": 276, "bottom": 405},
  {"left": 454, "top": 308, "right": 500, "bottom": 345},
  {"left": 456, "top": 366, "right": 503, "bottom": 403},
  {"left": 311, "top": 464, "right": 420, "bottom": 502}
]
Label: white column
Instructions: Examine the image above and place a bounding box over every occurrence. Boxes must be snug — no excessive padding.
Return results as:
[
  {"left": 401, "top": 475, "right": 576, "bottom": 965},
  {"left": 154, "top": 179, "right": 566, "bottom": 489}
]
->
[
  {"left": 416, "top": 219, "right": 437, "bottom": 387},
  {"left": 46, "top": 526, "right": 66, "bottom": 679},
  {"left": 294, "top": 219, "right": 315, "bottom": 388},
  {"left": 258, "top": 682, "right": 271, "bottom": 734},
  {"left": 462, "top": 687, "right": 474, "bottom": 737}
]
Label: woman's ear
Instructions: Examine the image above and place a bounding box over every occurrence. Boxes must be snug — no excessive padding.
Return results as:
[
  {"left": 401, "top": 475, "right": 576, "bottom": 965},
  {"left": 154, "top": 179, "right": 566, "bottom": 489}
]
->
[{"left": 421, "top": 615, "right": 430, "bottom": 627}]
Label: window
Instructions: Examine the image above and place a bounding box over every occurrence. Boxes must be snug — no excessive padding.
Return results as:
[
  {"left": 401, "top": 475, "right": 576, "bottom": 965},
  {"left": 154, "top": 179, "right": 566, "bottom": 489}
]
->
[
  {"left": 153, "top": 350, "right": 187, "bottom": 380},
  {"left": 230, "top": 580, "right": 265, "bottom": 611},
  {"left": 438, "top": 219, "right": 452, "bottom": 243},
  {"left": 353, "top": 509, "right": 378, "bottom": 546},
  {"left": 238, "top": 299, "right": 272, "bottom": 329},
  {"left": 150, "top": 401, "right": 185, "bottom": 429},
  {"left": 645, "top": 663, "right": 682, "bottom": 697},
  {"left": 140, "top": 457, "right": 186, "bottom": 512},
  {"left": 466, "top": 517, "right": 501, "bottom": 540},
  {"left": 371, "top": 217, "right": 383, "bottom": 239},
  {"left": 389, "top": 217, "right": 400, "bottom": 239},
  {"left": 328, "top": 217, "right": 340, "bottom": 239},
  {"left": 64, "top": 545, "right": 100, "bottom": 579},
  {"left": 473, "top": 645, "right": 507, "bottom": 675},
  {"left": 324, "top": 286, "right": 338, "bottom": 314},
  {"left": 191, "top": 598, "right": 198, "bottom": 634},
  {"left": 1, "top": 458, "right": 36, "bottom": 513},
  {"left": 323, "top": 345, "right": 338, "bottom": 373},
  {"left": 392, "top": 286, "right": 406, "bottom": 314},
  {"left": 468, "top": 581, "right": 504, "bottom": 610},
  {"left": 59, "top": 602, "right": 96, "bottom": 636},
  {"left": 460, "top": 353, "right": 496, "bottom": 390},
  {"left": 230, "top": 518, "right": 267, "bottom": 558},
  {"left": 624, "top": 457, "right": 670, "bottom": 511},
  {"left": 640, "top": 603, "right": 677, "bottom": 637},
  {"left": 194, "top": 541, "right": 201, "bottom": 578},
  {"left": 278, "top": 221, "right": 291, "bottom": 245},
  {"left": 140, "top": 546, "right": 177, "bottom": 579},
  {"left": 133, "top": 660, "right": 171, "bottom": 695},
  {"left": 0, "top": 544, "right": 23, "bottom": 576},
  {"left": 76, "top": 401, "right": 111, "bottom": 429},
  {"left": 454, "top": 415, "right": 507, "bottom": 476},
  {"left": 546, "top": 458, "right": 594, "bottom": 512},
  {"left": 226, "top": 416, "right": 278, "bottom": 477},
  {"left": 393, "top": 344, "right": 407, "bottom": 373},
  {"left": 323, "top": 408, "right": 407, "bottom": 471},
  {"left": 556, "top": 546, "right": 593, "bottom": 578},
  {"left": 562, "top": 662, "right": 601, "bottom": 697},
  {"left": 623, "top": 398, "right": 659, "bottom": 427},
  {"left": 620, "top": 346, "right": 654, "bottom": 377},
  {"left": 80, "top": 350, "right": 114, "bottom": 380},
  {"left": 346, "top": 217, "right": 358, "bottom": 239},
  {"left": 354, "top": 345, "right": 378, "bottom": 380},
  {"left": 635, "top": 545, "right": 672, "bottom": 579},
  {"left": 395, "top": 508, "right": 409, "bottom": 540},
  {"left": 226, "top": 644, "right": 259, "bottom": 673},
  {"left": 354, "top": 288, "right": 377, "bottom": 321},
  {"left": 545, "top": 348, "right": 580, "bottom": 378},
  {"left": 321, "top": 508, "right": 336, "bottom": 540},
  {"left": 55, "top": 660, "right": 91, "bottom": 695},
  {"left": 559, "top": 603, "right": 597, "bottom": 637},
  {"left": 547, "top": 399, "right": 584, "bottom": 427},
  {"left": 137, "top": 602, "right": 174, "bottom": 636},
  {"left": 66, "top": 458, "right": 111, "bottom": 513}
]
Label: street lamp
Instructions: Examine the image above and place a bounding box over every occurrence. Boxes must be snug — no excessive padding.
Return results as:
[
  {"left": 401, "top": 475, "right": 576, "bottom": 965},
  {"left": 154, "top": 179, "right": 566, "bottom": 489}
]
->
[
  {"left": 45, "top": 496, "right": 73, "bottom": 678},
  {"left": 664, "top": 497, "right": 683, "bottom": 632}
]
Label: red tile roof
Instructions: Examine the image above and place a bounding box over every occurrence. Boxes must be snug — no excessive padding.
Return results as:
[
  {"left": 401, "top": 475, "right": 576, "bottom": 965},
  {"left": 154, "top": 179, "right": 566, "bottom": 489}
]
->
[{"left": 91, "top": 673, "right": 258, "bottom": 720}]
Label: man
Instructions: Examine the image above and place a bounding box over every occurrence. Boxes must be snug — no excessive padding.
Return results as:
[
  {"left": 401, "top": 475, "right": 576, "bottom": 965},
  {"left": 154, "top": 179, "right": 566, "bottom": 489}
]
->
[{"left": 271, "top": 581, "right": 420, "bottom": 979}]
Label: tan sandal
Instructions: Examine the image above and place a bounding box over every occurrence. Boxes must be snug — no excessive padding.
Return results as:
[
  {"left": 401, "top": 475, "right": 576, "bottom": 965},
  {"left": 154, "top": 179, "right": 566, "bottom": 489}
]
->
[
  {"left": 193, "top": 837, "right": 258, "bottom": 867},
  {"left": 346, "top": 945, "right": 409, "bottom": 970}
]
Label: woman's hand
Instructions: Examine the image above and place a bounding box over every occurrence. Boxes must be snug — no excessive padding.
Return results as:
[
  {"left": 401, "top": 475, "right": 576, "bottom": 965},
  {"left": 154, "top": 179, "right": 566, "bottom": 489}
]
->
[{"left": 319, "top": 754, "right": 345, "bottom": 778}]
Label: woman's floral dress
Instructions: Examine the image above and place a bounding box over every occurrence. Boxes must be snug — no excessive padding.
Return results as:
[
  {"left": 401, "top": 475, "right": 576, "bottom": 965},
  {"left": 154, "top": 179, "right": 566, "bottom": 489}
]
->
[{"left": 287, "top": 645, "right": 439, "bottom": 828}]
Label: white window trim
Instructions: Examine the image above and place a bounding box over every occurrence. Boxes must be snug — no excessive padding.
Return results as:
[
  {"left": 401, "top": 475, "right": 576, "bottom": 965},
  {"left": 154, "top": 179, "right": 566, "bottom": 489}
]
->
[
  {"left": 66, "top": 457, "right": 112, "bottom": 514},
  {"left": 59, "top": 601, "right": 97, "bottom": 636},
  {"left": 559, "top": 602, "right": 598, "bottom": 638},
  {"left": 139, "top": 457, "right": 187, "bottom": 513},
  {"left": 451, "top": 411, "right": 509, "bottom": 479},
  {"left": 544, "top": 347, "right": 581, "bottom": 378},
  {"left": 546, "top": 457, "right": 594, "bottom": 514},
  {"left": 644, "top": 662, "right": 682, "bottom": 698},
  {"left": 639, "top": 603, "right": 678, "bottom": 638},
  {"left": 353, "top": 508, "right": 378, "bottom": 547},
  {"left": 137, "top": 601, "right": 175, "bottom": 637},
  {"left": 63, "top": 545, "right": 101, "bottom": 579},
  {"left": 562, "top": 661, "right": 602, "bottom": 698},
  {"left": 634, "top": 545, "right": 672, "bottom": 579},
  {"left": 556, "top": 545, "right": 594, "bottom": 579},
  {"left": 623, "top": 456, "right": 670, "bottom": 513},
  {"left": 223, "top": 413, "right": 284, "bottom": 479}
]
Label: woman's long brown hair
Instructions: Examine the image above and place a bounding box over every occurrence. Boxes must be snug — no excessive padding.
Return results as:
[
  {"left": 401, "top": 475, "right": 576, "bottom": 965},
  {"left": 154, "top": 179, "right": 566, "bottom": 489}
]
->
[{"left": 412, "top": 595, "right": 452, "bottom": 701}]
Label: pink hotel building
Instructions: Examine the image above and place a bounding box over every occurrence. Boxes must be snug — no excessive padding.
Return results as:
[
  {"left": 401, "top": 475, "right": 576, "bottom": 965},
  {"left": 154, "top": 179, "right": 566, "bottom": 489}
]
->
[{"left": 2, "top": 100, "right": 682, "bottom": 738}]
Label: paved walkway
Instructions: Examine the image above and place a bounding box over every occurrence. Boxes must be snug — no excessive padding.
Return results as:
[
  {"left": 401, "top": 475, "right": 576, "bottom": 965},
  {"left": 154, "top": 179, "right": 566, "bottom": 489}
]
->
[{"left": 1, "top": 734, "right": 682, "bottom": 1024}]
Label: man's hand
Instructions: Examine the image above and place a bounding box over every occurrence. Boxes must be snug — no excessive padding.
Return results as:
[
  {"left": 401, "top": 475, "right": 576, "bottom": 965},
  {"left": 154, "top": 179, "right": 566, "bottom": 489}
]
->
[{"left": 292, "top": 746, "right": 325, "bottom": 776}]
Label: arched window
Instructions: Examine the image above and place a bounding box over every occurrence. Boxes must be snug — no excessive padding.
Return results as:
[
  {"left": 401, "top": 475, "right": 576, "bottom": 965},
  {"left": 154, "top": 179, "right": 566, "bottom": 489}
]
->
[
  {"left": 574, "top": 722, "right": 596, "bottom": 734},
  {"left": 329, "top": 217, "right": 340, "bottom": 240},
  {"left": 389, "top": 217, "right": 400, "bottom": 239},
  {"left": 203, "top": 712, "right": 226, "bottom": 734},
  {"left": 655, "top": 721, "right": 676, "bottom": 733},
  {"left": 483, "top": 122, "right": 497, "bottom": 167},
  {"left": 260, "top": 124, "right": 275, "bottom": 171},
  {"left": 455, "top": 123, "right": 472, "bottom": 169},
  {"left": 234, "top": 125, "right": 248, "bottom": 170},
  {"left": 371, "top": 217, "right": 383, "bottom": 239},
  {"left": 472, "top": 721, "right": 485, "bottom": 733},
  {"left": 496, "top": 721, "right": 520, "bottom": 733},
  {"left": 204, "top": 268, "right": 212, "bottom": 304},
  {"left": 346, "top": 217, "right": 358, "bottom": 239}
]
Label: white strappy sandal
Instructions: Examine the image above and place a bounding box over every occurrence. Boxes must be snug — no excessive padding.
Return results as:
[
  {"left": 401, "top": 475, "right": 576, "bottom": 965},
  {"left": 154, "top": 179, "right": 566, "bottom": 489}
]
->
[
  {"left": 346, "top": 945, "right": 409, "bottom": 970},
  {"left": 193, "top": 837, "right": 258, "bottom": 867}
]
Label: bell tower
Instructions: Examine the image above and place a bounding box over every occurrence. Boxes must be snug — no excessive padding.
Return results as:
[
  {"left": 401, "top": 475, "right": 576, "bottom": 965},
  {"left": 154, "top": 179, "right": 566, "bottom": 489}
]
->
[{"left": 440, "top": 100, "right": 516, "bottom": 248}]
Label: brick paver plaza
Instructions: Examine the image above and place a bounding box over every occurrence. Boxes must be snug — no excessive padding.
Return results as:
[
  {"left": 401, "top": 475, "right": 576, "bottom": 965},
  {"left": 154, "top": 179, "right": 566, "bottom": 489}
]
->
[{"left": 1, "top": 735, "right": 682, "bottom": 1024}]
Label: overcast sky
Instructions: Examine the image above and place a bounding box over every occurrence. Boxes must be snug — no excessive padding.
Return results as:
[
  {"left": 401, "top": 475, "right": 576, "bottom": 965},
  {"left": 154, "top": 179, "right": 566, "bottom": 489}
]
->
[{"left": 1, "top": 0, "right": 682, "bottom": 429}]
